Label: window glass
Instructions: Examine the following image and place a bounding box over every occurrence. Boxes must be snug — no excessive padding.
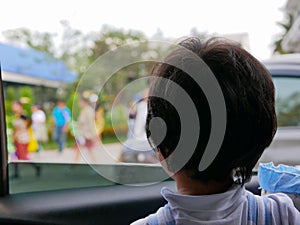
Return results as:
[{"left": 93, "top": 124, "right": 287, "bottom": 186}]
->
[
  {"left": 273, "top": 77, "right": 300, "bottom": 127},
  {"left": 9, "top": 163, "right": 169, "bottom": 194},
  {"left": 1, "top": 0, "right": 296, "bottom": 193},
  {"left": 258, "top": 76, "right": 300, "bottom": 168}
]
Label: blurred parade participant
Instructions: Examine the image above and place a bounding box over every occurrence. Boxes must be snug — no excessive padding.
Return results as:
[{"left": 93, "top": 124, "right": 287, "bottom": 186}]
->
[
  {"left": 11, "top": 101, "right": 41, "bottom": 178},
  {"left": 11, "top": 101, "right": 30, "bottom": 160},
  {"left": 31, "top": 104, "right": 48, "bottom": 152},
  {"left": 127, "top": 91, "right": 143, "bottom": 139},
  {"left": 73, "top": 97, "right": 98, "bottom": 163},
  {"left": 89, "top": 94, "right": 105, "bottom": 142},
  {"left": 51, "top": 100, "right": 71, "bottom": 153},
  {"left": 120, "top": 89, "right": 157, "bottom": 163}
]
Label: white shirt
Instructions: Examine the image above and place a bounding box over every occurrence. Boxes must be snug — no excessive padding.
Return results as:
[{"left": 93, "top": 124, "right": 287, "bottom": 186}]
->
[
  {"left": 77, "top": 105, "right": 97, "bottom": 140},
  {"left": 134, "top": 100, "right": 147, "bottom": 139},
  {"left": 132, "top": 186, "right": 300, "bottom": 225},
  {"left": 32, "top": 110, "right": 46, "bottom": 124}
]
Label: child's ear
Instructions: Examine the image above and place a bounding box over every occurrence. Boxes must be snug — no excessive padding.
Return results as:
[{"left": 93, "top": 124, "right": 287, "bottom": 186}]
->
[
  {"left": 156, "top": 147, "right": 165, "bottom": 161},
  {"left": 156, "top": 147, "right": 171, "bottom": 162},
  {"left": 157, "top": 147, "right": 170, "bottom": 159}
]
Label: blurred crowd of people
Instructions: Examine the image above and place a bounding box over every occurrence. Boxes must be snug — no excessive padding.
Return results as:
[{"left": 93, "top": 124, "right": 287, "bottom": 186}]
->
[
  {"left": 9, "top": 88, "right": 158, "bottom": 166},
  {"left": 119, "top": 88, "right": 157, "bottom": 164},
  {"left": 10, "top": 94, "right": 105, "bottom": 163}
]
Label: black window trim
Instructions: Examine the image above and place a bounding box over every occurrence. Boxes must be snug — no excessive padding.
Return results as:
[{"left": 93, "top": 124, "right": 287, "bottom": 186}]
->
[{"left": 0, "top": 65, "right": 9, "bottom": 196}]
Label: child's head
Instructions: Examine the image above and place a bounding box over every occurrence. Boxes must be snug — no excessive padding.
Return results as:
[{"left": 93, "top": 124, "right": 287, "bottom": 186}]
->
[
  {"left": 12, "top": 100, "right": 23, "bottom": 114},
  {"left": 31, "top": 104, "right": 41, "bottom": 112},
  {"left": 146, "top": 37, "right": 277, "bottom": 185},
  {"left": 79, "top": 96, "right": 89, "bottom": 108},
  {"left": 57, "top": 100, "right": 66, "bottom": 108}
]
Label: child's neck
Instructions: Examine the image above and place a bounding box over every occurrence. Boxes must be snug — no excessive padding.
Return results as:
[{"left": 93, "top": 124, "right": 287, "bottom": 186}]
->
[{"left": 174, "top": 171, "right": 233, "bottom": 196}]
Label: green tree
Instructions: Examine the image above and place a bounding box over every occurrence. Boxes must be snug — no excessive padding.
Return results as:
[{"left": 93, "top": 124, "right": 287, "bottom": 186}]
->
[
  {"left": 58, "top": 20, "right": 93, "bottom": 73},
  {"left": 19, "top": 86, "right": 34, "bottom": 115},
  {"left": 3, "top": 28, "right": 56, "bottom": 56},
  {"left": 276, "top": 92, "right": 300, "bottom": 126},
  {"left": 4, "top": 86, "right": 16, "bottom": 116},
  {"left": 2, "top": 25, "right": 157, "bottom": 130},
  {"left": 4, "top": 86, "right": 17, "bottom": 130},
  {"left": 273, "top": 13, "right": 295, "bottom": 54},
  {"left": 72, "top": 26, "right": 150, "bottom": 94}
]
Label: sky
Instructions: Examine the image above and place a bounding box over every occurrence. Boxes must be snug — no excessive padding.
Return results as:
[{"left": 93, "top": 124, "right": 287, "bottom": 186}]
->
[{"left": 0, "top": 0, "right": 287, "bottom": 60}]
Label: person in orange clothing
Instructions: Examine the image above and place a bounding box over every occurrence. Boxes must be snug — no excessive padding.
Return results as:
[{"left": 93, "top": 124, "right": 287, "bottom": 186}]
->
[{"left": 89, "top": 94, "right": 105, "bottom": 142}]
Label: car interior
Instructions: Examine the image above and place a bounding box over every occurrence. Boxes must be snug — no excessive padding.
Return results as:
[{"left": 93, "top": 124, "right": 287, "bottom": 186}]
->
[
  {"left": 1, "top": 1, "right": 300, "bottom": 222},
  {"left": 0, "top": 64, "right": 262, "bottom": 225},
  {"left": 0, "top": 63, "right": 263, "bottom": 225}
]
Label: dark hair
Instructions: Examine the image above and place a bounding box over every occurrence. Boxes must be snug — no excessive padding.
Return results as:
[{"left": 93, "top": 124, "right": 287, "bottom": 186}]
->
[
  {"left": 80, "top": 96, "right": 89, "bottom": 103},
  {"left": 57, "top": 99, "right": 66, "bottom": 104},
  {"left": 12, "top": 100, "right": 23, "bottom": 107},
  {"left": 146, "top": 37, "right": 277, "bottom": 185},
  {"left": 32, "top": 104, "right": 42, "bottom": 109}
]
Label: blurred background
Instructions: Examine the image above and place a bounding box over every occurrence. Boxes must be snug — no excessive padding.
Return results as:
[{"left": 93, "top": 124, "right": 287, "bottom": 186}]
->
[{"left": 1, "top": 0, "right": 300, "bottom": 165}]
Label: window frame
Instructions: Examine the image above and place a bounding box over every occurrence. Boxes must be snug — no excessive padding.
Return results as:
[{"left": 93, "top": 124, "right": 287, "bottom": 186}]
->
[
  {"left": 0, "top": 66, "right": 9, "bottom": 196},
  {"left": 1, "top": 63, "right": 299, "bottom": 196}
]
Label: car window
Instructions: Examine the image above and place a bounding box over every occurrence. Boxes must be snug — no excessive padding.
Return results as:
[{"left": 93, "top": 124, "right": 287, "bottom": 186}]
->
[
  {"left": 1, "top": 0, "right": 299, "bottom": 194},
  {"left": 273, "top": 77, "right": 300, "bottom": 127},
  {"left": 1, "top": 40, "right": 170, "bottom": 193},
  {"left": 9, "top": 162, "right": 169, "bottom": 194},
  {"left": 256, "top": 75, "right": 300, "bottom": 168}
]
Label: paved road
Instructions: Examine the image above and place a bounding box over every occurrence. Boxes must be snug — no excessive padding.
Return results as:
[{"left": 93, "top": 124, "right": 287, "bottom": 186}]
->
[{"left": 11, "top": 143, "right": 124, "bottom": 164}]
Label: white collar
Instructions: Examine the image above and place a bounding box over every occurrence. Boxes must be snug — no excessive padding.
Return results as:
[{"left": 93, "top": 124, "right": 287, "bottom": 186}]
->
[{"left": 161, "top": 185, "right": 246, "bottom": 216}]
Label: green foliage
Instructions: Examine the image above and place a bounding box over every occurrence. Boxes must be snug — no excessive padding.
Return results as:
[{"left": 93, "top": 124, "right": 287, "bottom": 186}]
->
[
  {"left": 4, "top": 86, "right": 34, "bottom": 117},
  {"left": 58, "top": 20, "right": 92, "bottom": 74},
  {"left": 2, "top": 24, "right": 211, "bottom": 144},
  {"left": 4, "top": 86, "right": 16, "bottom": 117},
  {"left": 6, "top": 128, "right": 15, "bottom": 154},
  {"left": 19, "top": 86, "right": 34, "bottom": 115},
  {"left": 5, "top": 86, "right": 16, "bottom": 100},
  {"left": 3, "top": 28, "right": 56, "bottom": 56},
  {"left": 90, "top": 25, "right": 146, "bottom": 61},
  {"left": 70, "top": 25, "right": 149, "bottom": 94},
  {"left": 4, "top": 86, "right": 18, "bottom": 131},
  {"left": 276, "top": 92, "right": 300, "bottom": 126},
  {"left": 67, "top": 92, "right": 80, "bottom": 120},
  {"left": 273, "top": 13, "right": 295, "bottom": 54},
  {"left": 108, "top": 104, "right": 128, "bottom": 127}
]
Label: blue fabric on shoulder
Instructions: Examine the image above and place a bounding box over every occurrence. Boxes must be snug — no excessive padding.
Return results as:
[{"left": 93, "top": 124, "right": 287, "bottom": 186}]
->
[
  {"left": 147, "top": 205, "right": 176, "bottom": 225},
  {"left": 258, "top": 162, "right": 300, "bottom": 194},
  {"left": 247, "top": 193, "right": 257, "bottom": 223},
  {"left": 148, "top": 214, "right": 159, "bottom": 225}
]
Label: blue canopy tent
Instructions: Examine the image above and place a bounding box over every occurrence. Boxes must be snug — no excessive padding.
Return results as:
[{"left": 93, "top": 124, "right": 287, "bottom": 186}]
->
[{"left": 0, "top": 43, "right": 77, "bottom": 88}]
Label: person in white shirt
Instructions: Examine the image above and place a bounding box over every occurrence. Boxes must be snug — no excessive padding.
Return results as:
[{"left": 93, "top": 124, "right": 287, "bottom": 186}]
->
[
  {"left": 73, "top": 97, "right": 98, "bottom": 163},
  {"left": 31, "top": 104, "right": 48, "bottom": 152},
  {"left": 121, "top": 89, "right": 157, "bottom": 163},
  {"left": 132, "top": 37, "right": 300, "bottom": 225}
]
